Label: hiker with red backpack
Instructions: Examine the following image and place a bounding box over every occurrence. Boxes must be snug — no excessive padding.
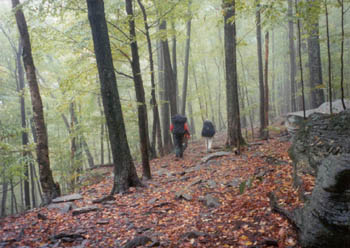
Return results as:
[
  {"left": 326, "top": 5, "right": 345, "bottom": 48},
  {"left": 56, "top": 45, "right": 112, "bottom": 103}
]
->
[{"left": 170, "top": 114, "right": 190, "bottom": 158}]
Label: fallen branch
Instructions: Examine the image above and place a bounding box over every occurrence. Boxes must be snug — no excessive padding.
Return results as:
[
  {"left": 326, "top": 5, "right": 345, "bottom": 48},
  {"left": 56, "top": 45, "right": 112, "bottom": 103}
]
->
[{"left": 201, "top": 152, "right": 231, "bottom": 163}]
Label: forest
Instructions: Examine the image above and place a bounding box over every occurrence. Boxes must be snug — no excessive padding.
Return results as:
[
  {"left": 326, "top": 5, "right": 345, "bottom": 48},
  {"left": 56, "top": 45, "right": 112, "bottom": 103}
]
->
[{"left": 0, "top": 0, "right": 350, "bottom": 247}]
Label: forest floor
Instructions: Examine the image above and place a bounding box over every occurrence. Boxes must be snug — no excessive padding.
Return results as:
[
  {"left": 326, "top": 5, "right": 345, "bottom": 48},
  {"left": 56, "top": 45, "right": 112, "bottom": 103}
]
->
[{"left": 0, "top": 128, "right": 315, "bottom": 248}]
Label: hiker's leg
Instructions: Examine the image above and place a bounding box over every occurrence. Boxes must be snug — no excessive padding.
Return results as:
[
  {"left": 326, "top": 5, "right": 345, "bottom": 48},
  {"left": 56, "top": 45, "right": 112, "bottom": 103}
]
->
[
  {"left": 173, "top": 134, "right": 180, "bottom": 157},
  {"left": 178, "top": 135, "right": 184, "bottom": 158},
  {"left": 208, "top": 137, "right": 213, "bottom": 151}
]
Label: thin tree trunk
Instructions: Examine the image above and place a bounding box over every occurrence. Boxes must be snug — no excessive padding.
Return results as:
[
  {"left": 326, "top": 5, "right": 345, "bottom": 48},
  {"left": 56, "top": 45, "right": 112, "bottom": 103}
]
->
[
  {"left": 255, "top": 0, "right": 267, "bottom": 139},
  {"left": 10, "top": 180, "right": 18, "bottom": 214},
  {"left": 125, "top": 0, "right": 151, "bottom": 179},
  {"left": 87, "top": 0, "right": 141, "bottom": 194},
  {"left": 137, "top": 0, "right": 163, "bottom": 157},
  {"left": 1, "top": 182, "right": 8, "bottom": 216},
  {"left": 30, "top": 162, "right": 36, "bottom": 208},
  {"left": 181, "top": 1, "right": 192, "bottom": 115},
  {"left": 296, "top": 0, "right": 306, "bottom": 118},
  {"left": 288, "top": 0, "right": 297, "bottom": 112},
  {"left": 324, "top": 0, "right": 332, "bottom": 113},
  {"left": 188, "top": 97, "right": 196, "bottom": 139},
  {"left": 160, "top": 21, "right": 177, "bottom": 117},
  {"left": 339, "top": 0, "right": 346, "bottom": 109},
  {"left": 271, "top": 30, "right": 276, "bottom": 116},
  {"left": 264, "top": 32, "right": 269, "bottom": 139},
  {"left": 12, "top": 0, "right": 60, "bottom": 204},
  {"left": 192, "top": 64, "right": 205, "bottom": 122},
  {"left": 171, "top": 22, "right": 179, "bottom": 111}
]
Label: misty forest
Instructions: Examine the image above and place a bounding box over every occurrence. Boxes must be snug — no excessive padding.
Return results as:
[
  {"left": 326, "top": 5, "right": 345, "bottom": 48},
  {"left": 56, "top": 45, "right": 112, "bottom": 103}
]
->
[{"left": 1, "top": 0, "right": 350, "bottom": 247}]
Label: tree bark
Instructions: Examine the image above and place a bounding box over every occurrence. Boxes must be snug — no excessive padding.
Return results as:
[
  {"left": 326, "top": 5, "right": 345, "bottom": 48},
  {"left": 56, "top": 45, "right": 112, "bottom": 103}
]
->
[
  {"left": 86, "top": 0, "right": 141, "bottom": 194},
  {"left": 157, "top": 39, "right": 172, "bottom": 154},
  {"left": 255, "top": 0, "right": 267, "bottom": 139},
  {"left": 296, "top": 0, "right": 306, "bottom": 118},
  {"left": 1, "top": 181, "right": 8, "bottom": 216},
  {"left": 181, "top": 1, "right": 192, "bottom": 115},
  {"left": 137, "top": 0, "right": 163, "bottom": 157},
  {"left": 16, "top": 40, "right": 30, "bottom": 209},
  {"left": 306, "top": 0, "right": 325, "bottom": 108},
  {"left": 125, "top": 0, "right": 151, "bottom": 179},
  {"left": 160, "top": 21, "right": 177, "bottom": 117},
  {"left": 223, "top": 0, "right": 245, "bottom": 149},
  {"left": 171, "top": 22, "right": 179, "bottom": 111},
  {"left": 339, "top": 0, "right": 346, "bottom": 110},
  {"left": 324, "top": 0, "right": 333, "bottom": 114},
  {"left": 12, "top": 0, "right": 60, "bottom": 205},
  {"left": 288, "top": 0, "right": 297, "bottom": 112},
  {"left": 264, "top": 32, "right": 269, "bottom": 139}
]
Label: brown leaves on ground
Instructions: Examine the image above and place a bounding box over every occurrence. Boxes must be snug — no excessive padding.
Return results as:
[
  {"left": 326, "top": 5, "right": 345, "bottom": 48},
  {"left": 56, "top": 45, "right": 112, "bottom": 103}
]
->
[{"left": 0, "top": 132, "right": 314, "bottom": 248}]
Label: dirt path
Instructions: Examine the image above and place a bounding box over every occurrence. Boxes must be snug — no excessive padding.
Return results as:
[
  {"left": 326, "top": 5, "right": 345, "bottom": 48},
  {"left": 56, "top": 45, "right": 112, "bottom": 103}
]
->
[{"left": 0, "top": 133, "right": 313, "bottom": 247}]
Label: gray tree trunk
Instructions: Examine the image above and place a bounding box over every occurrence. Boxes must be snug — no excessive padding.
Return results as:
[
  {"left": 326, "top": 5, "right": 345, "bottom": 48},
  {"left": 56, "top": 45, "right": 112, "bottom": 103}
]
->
[
  {"left": 288, "top": 0, "right": 297, "bottom": 112},
  {"left": 223, "top": 0, "right": 245, "bottom": 148},
  {"left": 86, "top": 0, "right": 141, "bottom": 194}
]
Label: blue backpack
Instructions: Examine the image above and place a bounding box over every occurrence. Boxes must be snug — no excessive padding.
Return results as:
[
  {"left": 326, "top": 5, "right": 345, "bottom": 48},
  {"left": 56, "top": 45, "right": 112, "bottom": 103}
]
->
[
  {"left": 171, "top": 114, "right": 187, "bottom": 135},
  {"left": 201, "top": 120, "right": 215, "bottom": 137}
]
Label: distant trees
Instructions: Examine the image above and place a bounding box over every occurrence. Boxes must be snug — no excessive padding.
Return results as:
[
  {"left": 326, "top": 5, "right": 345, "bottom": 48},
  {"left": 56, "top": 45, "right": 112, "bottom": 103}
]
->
[{"left": 86, "top": 0, "right": 141, "bottom": 193}]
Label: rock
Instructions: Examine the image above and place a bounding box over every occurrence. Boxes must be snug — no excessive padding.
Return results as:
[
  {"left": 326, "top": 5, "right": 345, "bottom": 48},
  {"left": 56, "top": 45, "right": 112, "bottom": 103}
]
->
[
  {"left": 52, "top": 193, "right": 83, "bottom": 203},
  {"left": 48, "top": 202, "right": 76, "bottom": 214},
  {"left": 147, "top": 198, "right": 158, "bottom": 205},
  {"left": 201, "top": 152, "right": 231, "bottom": 163},
  {"left": 180, "top": 231, "right": 208, "bottom": 240},
  {"left": 226, "top": 179, "right": 240, "bottom": 188},
  {"left": 199, "top": 194, "right": 220, "bottom": 208},
  {"left": 294, "top": 154, "right": 350, "bottom": 247},
  {"left": 175, "top": 190, "right": 193, "bottom": 201},
  {"left": 72, "top": 206, "right": 100, "bottom": 216},
  {"left": 206, "top": 180, "right": 217, "bottom": 189},
  {"left": 289, "top": 110, "right": 350, "bottom": 174},
  {"left": 190, "top": 178, "right": 202, "bottom": 186},
  {"left": 122, "top": 235, "right": 152, "bottom": 248}
]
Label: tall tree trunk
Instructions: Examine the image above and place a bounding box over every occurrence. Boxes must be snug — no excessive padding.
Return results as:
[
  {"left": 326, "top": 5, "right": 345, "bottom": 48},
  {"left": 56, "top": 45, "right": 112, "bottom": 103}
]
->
[
  {"left": 86, "top": 0, "right": 141, "bottom": 193},
  {"left": 157, "top": 39, "right": 172, "bottom": 154},
  {"left": 324, "top": 0, "right": 332, "bottom": 113},
  {"left": 255, "top": 0, "right": 267, "bottom": 139},
  {"left": 137, "top": 0, "right": 163, "bottom": 157},
  {"left": 12, "top": 0, "right": 60, "bottom": 205},
  {"left": 181, "top": 1, "right": 192, "bottom": 115},
  {"left": 288, "top": 0, "right": 297, "bottom": 112},
  {"left": 1, "top": 181, "right": 8, "bottom": 216},
  {"left": 70, "top": 102, "right": 78, "bottom": 192},
  {"left": 264, "top": 32, "right": 269, "bottom": 139},
  {"left": 125, "top": 0, "right": 151, "bottom": 179},
  {"left": 30, "top": 118, "right": 43, "bottom": 203},
  {"left": 223, "top": 0, "right": 245, "bottom": 149},
  {"left": 10, "top": 180, "right": 18, "bottom": 214},
  {"left": 192, "top": 64, "right": 205, "bottom": 122},
  {"left": 16, "top": 40, "right": 30, "bottom": 210},
  {"left": 160, "top": 21, "right": 177, "bottom": 117},
  {"left": 271, "top": 30, "right": 277, "bottom": 116},
  {"left": 339, "top": 0, "right": 346, "bottom": 110},
  {"left": 171, "top": 22, "right": 179, "bottom": 111},
  {"left": 30, "top": 162, "right": 36, "bottom": 208},
  {"left": 296, "top": 0, "right": 306, "bottom": 118},
  {"left": 306, "top": 0, "right": 325, "bottom": 108},
  {"left": 97, "top": 96, "right": 105, "bottom": 164},
  {"left": 187, "top": 94, "right": 196, "bottom": 139}
]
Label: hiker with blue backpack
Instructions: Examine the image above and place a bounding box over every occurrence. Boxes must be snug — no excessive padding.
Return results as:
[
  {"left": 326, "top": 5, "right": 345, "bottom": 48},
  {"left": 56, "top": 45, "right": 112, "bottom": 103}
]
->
[
  {"left": 201, "top": 120, "right": 215, "bottom": 153},
  {"left": 170, "top": 114, "right": 190, "bottom": 158}
]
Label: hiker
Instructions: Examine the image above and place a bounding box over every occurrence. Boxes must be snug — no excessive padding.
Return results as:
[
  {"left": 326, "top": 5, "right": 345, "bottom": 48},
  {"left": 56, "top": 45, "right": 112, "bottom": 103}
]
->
[
  {"left": 170, "top": 114, "right": 190, "bottom": 158},
  {"left": 201, "top": 120, "right": 215, "bottom": 152}
]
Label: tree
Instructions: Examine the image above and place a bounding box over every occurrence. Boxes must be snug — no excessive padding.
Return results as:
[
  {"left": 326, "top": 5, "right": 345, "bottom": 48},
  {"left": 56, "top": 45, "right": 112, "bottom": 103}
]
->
[
  {"left": 338, "top": 0, "right": 346, "bottom": 110},
  {"left": 137, "top": 0, "right": 163, "bottom": 157},
  {"left": 306, "top": 0, "right": 325, "bottom": 108},
  {"left": 86, "top": 0, "right": 141, "bottom": 193},
  {"left": 288, "top": 0, "right": 297, "bottom": 112},
  {"left": 223, "top": 0, "right": 245, "bottom": 149},
  {"left": 255, "top": 0, "right": 267, "bottom": 139},
  {"left": 12, "top": 0, "right": 60, "bottom": 205},
  {"left": 324, "top": 0, "right": 332, "bottom": 113},
  {"left": 264, "top": 31, "right": 269, "bottom": 139},
  {"left": 181, "top": 0, "right": 192, "bottom": 115},
  {"left": 125, "top": 0, "right": 151, "bottom": 179}
]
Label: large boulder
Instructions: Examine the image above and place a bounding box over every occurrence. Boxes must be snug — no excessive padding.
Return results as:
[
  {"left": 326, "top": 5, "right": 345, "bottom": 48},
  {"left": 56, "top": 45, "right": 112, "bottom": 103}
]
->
[
  {"left": 288, "top": 109, "right": 350, "bottom": 174},
  {"left": 294, "top": 154, "right": 350, "bottom": 248}
]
